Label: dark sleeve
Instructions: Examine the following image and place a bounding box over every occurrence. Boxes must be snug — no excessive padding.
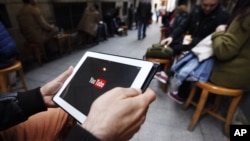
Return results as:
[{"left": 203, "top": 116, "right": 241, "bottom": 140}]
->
[
  {"left": 65, "top": 124, "right": 100, "bottom": 141},
  {"left": 0, "top": 87, "right": 47, "bottom": 130},
  {"left": 169, "top": 13, "right": 190, "bottom": 39}
]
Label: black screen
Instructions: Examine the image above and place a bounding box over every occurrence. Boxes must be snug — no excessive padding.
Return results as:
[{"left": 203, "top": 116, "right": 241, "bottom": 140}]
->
[{"left": 60, "top": 57, "right": 141, "bottom": 115}]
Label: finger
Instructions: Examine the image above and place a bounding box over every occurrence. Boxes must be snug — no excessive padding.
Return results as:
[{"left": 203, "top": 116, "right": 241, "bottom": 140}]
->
[
  {"left": 140, "top": 88, "right": 156, "bottom": 104},
  {"left": 99, "top": 87, "right": 141, "bottom": 100},
  {"left": 53, "top": 66, "right": 73, "bottom": 83},
  {"left": 121, "top": 87, "right": 141, "bottom": 98}
]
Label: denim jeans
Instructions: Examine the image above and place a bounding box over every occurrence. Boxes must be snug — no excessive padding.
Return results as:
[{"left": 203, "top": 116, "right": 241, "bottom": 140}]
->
[{"left": 137, "top": 18, "right": 148, "bottom": 39}]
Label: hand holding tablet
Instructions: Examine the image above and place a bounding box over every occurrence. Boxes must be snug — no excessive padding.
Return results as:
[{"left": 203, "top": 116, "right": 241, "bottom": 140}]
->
[
  {"left": 53, "top": 51, "right": 159, "bottom": 123},
  {"left": 82, "top": 87, "right": 156, "bottom": 141}
]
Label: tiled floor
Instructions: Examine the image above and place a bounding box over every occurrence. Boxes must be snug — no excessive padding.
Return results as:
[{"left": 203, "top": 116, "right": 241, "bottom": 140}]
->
[{"left": 19, "top": 22, "right": 228, "bottom": 141}]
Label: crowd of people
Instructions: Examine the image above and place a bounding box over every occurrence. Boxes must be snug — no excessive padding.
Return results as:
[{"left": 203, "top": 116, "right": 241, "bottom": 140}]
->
[{"left": 1, "top": 0, "right": 249, "bottom": 140}]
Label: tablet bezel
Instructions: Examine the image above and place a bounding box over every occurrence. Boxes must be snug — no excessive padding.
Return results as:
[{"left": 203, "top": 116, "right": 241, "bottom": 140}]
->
[{"left": 53, "top": 51, "right": 154, "bottom": 124}]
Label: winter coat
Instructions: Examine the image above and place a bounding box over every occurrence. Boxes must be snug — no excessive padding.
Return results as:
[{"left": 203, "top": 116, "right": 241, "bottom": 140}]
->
[
  {"left": 77, "top": 5, "right": 102, "bottom": 36},
  {"left": 209, "top": 14, "right": 250, "bottom": 91},
  {"left": 17, "top": 4, "right": 58, "bottom": 44},
  {"left": 136, "top": 2, "right": 151, "bottom": 21}
]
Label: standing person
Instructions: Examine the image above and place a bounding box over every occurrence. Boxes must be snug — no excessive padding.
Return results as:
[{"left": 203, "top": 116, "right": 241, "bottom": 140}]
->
[
  {"left": 17, "top": 0, "right": 59, "bottom": 45},
  {"left": 0, "top": 66, "right": 156, "bottom": 140},
  {"left": 161, "top": 0, "right": 230, "bottom": 56},
  {"left": 155, "top": 0, "right": 230, "bottom": 83},
  {"left": 136, "top": 0, "right": 152, "bottom": 40},
  {"left": 169, "top": 0, "right": 250, "bottom": 104}
]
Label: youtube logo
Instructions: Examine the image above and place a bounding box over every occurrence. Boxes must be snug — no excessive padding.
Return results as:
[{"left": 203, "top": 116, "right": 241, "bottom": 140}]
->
[{"left": 89, "top": 77, "right": 107, "bottom": 89}]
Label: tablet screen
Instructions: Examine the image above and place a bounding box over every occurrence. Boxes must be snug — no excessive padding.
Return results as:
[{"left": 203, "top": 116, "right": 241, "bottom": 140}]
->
[
  {"left": 53, "top": 51, "right": 157, "bottom": 123},
  {"left": 59, "top": 56, "right": 141, "bottom": 115}
]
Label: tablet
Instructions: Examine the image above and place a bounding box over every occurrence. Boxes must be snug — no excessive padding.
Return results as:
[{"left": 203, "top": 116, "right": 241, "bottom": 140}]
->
[{"left": 53, "top": 51, "right": 159, "bottom": 123}]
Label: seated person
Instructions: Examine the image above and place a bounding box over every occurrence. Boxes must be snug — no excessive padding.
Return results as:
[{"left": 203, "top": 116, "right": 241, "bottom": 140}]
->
[
  {"left": 112, "top": 7, "right": 127, "bottom": 35},
  {"left": 0, "top": 66, "right": 156, "bottom": 140},
  {"left": 165, "top": 5, "right": 188, "bottom": 37},
  {"left": 77, "top": 3, "right": 102, "bottom": 44},
  {"left": 168, "top": 0, "right": 250, "bottom": 104},
  {"left": 16, "top": 0, "right": 59, "bottom": 45},
  {"left": 0, "top": 21, "right": 18, "bottom": 69},
  {"left": 161, "top": 0, "right": 229, "bottom": 56},
  {"left": 103, "top": 8, "right": 116, "bottom": 36},
  {"left": 94, "top": 4, "right": 109, "bottom": 40},
  {"left": 155, "top": 0, "right": 230, "bottom": 82}
]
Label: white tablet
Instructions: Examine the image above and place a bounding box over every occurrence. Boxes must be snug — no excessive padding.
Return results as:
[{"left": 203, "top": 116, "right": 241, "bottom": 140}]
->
[{"left": 53, "top": 51, "right": 159, "bottom": 124}]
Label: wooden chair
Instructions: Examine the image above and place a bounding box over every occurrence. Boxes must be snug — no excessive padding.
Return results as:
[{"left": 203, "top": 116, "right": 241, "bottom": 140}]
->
[
  {"left": 25, "top": 42, "right": 48, "bottom": 65},
  {"left": 146, "top": 57, "right": 172, "bottom": 92},
  {"left": 184, "top": 81, "right": 243, "bottom": 136},
  {"left": 0, "top": 60, "right": 28, "bottom": 93},
  {"left": 80, "top": 31, "right": 95, "bottom": 46},
  {"left": 121, "top": 25, "right": 128, "bottom": 36},
  {"left": 53, "top": 33, "right": 73, "bottom": 56}
]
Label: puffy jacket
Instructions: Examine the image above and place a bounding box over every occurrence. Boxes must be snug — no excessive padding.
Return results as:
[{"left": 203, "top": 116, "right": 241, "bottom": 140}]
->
[{"left": 0, "top": 21, "right": 17, "bottom": 60}]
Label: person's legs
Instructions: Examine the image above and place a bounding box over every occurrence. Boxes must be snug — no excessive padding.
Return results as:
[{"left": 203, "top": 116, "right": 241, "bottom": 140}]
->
[
  {"left": 95, "top": 25, "right": 101, "bottom": 43},
  {"left": 102, "top": 23, "right": 109, "bottom": 39},
  {"left": 178, "top": 81, "right": 193, "bottom": 100},
  {"left": 167, "top": 80, "right": 192, "bottom": 104},
  {"left": 137, "top": 19, "right": 143, "bottom": 40},
  {"left": 142, "top": 19, "right": 147, "bottom": 38},
  {"left": 0, "top": 108, "right": 75, "bottom": 141}
]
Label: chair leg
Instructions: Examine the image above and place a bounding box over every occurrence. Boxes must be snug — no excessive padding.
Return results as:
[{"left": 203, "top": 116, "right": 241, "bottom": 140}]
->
[
  {"left": 211, "top": 95, "right": 222, "bottom": 113},
  {"left": 188, "top": 89, "right": 209, "bottom": 131},
  {"left": 184, "top": 85, "right": 197, "bottom": 110},
  {"left": 224, "top": 95, "right": 242, "bottom": 136},
  {"left": 0, "top": 74, "right": 8, "bottom": 93},
  {"left": 33, "top": 47, "right": 42, "bottom": 65}
]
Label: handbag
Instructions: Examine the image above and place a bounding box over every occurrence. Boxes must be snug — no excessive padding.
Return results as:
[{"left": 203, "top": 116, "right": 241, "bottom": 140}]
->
[{"left": 145, "top": 43, "right": 173, "bottom": 59}]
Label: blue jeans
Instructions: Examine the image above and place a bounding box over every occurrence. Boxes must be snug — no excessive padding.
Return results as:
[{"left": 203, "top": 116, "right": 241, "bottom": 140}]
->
[{"left": 137, "top": 18, "right": 148, "bottom": 39}]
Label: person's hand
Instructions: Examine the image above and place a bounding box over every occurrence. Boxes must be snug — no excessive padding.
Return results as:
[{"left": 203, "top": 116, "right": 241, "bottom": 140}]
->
[
  {"left": 215, "top": 25, "right": 227, "bottom": 32},
  {"left": 82, "top": 87, "right": 156, "bottom": 141},
  {"left": 161, "top": 37, "right": 173, "bottom": 45},
  {"left": 40, "top": 66, "right": 73, "bottom": 107}
]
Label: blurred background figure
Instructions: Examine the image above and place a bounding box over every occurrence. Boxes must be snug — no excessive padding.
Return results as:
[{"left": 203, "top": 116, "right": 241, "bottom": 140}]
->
[
  {"left": 165, "top": 5, "right": 189, "bottom": 37},
  {"left": 17, "top": 0, "right": 59, "bottom": 46},
  {"left": 136, "top": 0, "right": 152, "bottom": 40},
  {"left": 77, "top": 3, "right": 102, "bottom": 45},
  {"left": 0, "top": 21, "right": 17, "bottom": 69},
  {"left": 128, "top": 3, "right": 135, "bottom": 30}
]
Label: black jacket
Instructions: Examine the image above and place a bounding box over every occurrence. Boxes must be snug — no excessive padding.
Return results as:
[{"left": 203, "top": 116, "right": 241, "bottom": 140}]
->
[
  {"left": 166, "top": 11, "right": 188, "bottom": 37},
  {"left": 136, "top": 2, "right": 152, "bottom": 20},
  {"left": 170, "top": 4, "right": 230, "bottom": 48}
]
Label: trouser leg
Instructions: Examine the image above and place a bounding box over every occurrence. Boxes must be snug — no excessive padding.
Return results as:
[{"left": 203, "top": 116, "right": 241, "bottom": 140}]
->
[
  {"left": 0, "top": 108, "right": 75, "bottom": 141},
  {"left": 178, "top": 81, "right": 192, "bottom": 100}
]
